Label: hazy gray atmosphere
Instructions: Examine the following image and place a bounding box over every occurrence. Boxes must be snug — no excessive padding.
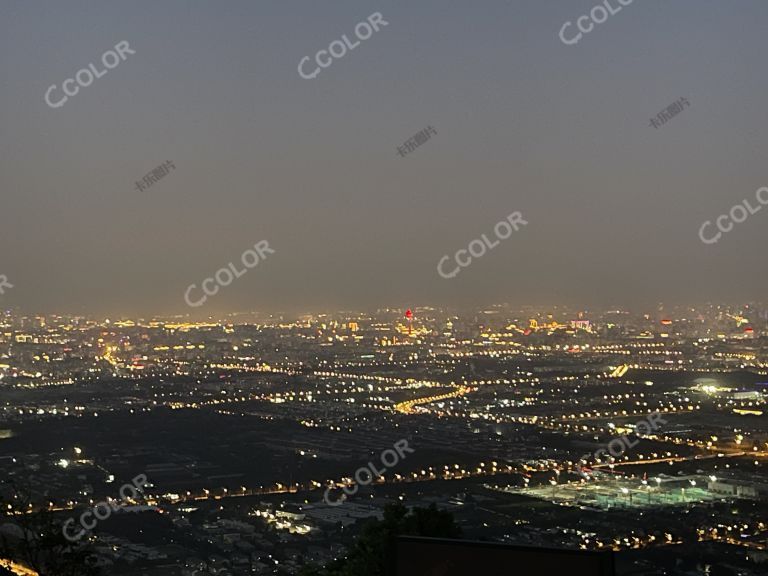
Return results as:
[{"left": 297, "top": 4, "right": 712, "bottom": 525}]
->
[{"left": 2, "top": 0, "right": 767, "bottom": 315}]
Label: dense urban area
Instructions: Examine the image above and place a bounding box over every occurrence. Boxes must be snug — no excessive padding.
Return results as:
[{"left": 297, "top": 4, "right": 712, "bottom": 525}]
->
[{"left": 0, "top": 304, "right": 766, "bottom": 575}]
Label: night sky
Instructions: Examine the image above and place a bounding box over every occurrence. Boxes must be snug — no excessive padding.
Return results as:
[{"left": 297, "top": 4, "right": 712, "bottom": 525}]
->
[{"left": 1, "top": 0, "right": 767, "bottom": 315}]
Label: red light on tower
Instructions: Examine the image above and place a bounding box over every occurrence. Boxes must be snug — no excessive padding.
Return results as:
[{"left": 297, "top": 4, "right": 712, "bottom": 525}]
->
[{"left": 405, "top": 309, "right": 413, "bottom": 335}]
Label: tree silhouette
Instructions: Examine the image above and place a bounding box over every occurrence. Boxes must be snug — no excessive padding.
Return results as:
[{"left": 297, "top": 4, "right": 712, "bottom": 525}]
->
[
  {"left": 300, "top": 503, "right": 461, "bottom": 576},
  {"left": 0, "top": 480, "right": 100, "bottom": 576}
]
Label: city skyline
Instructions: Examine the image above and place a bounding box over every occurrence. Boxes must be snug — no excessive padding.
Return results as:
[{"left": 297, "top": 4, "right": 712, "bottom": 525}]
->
[{"left": 2, "top": 1, "right": 768, "bottom": 575}]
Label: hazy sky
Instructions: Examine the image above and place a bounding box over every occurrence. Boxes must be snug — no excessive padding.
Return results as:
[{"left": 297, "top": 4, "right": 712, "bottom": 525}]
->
[{"left": 1, "top": 0, "right": 767, "bottom": 315}]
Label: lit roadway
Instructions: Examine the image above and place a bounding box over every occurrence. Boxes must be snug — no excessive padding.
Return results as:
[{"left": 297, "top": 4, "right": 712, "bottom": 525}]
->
[
  {"left": 15, "top": 447, "right": 761, "bottom": 516},
  {"left": 13, "top": 461, "right": 526, "bottom": 515},
  {"left": 0, "top": 559, "right": 38, "bottom": 576},
  {"left": 394, "top": 385, "right": 474, "bottom": 414},
  {"left": 590, "top": 450, "right": 768, "bottom": 469},
  {"left": 554, "top": 406, "right": 696, "bottom": 423}
]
